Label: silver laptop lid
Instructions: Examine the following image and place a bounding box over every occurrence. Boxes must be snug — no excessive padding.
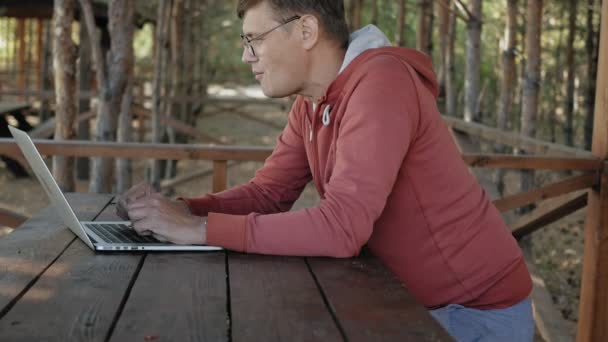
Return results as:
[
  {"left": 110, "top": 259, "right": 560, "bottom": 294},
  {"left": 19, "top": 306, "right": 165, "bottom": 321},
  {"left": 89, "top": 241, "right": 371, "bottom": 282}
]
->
[{"left": 8, "top": 126, "right": 95, "bottom": 249}]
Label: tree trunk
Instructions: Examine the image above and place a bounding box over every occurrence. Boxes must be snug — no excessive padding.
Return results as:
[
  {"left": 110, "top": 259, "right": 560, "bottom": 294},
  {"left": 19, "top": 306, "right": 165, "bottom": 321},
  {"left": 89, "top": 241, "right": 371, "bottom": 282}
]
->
[
  {"left": 36, "top": 19, "right": 44, "bottom": 91},
  {"left": 437, "top": 0, "right": 449, "bottom": 102},
  {"left": 496, "top": 0, "right": 518, "bottom": 134},
  {"left": 40, "top": 20, "right": 52, "bottom": 122},
  {"left": 396, "top": 0, "right": 407, "bottom": 47},
  {"left": 564, "top": 0, "right": 578, "bottom": 147},
  {"left": 76, "top": 22, "right": 92, "bottom": 181},
  {"left": 464, "top": 0, "right": 482, "bottom": 122},
  {"left": 416, "top": 0, "right": 431, "bottom": 53},
  {"left": 116, "top": 2, "right": 135, "bottom": 193},
  {"left": 520, "top": 0, "right": 543, "bottom": 210},
  {"left": 79, "top": 0, "right": 134, "bottom": 193},
  {"left": 196, "top": 0, "right": 211, "bottom": 121},
  {"left": 445, "top": 1, "right": 457, "bottom": 117},
  {"left": 182, "top": 0, "right": 194, "bottom": 126},
  {"left": 16, "top": 19, "right": 26, "bottom": 98},
  {"left": 348, "top": 0, "right": 363, "bottom": 31},
  {"left": 164, "top": 0, "right": 185, "bottom": 182},
  {"left": 116, "top": 72, "right": 133, "bottom": 193},
  {"left": 584, "top": 0, "right": 599, "bottom": 150},
  {"left": 51, "top": 0, "right": 77, "bottom": 192},
  {"left": 495, "top": 0, "right": 518, "bottom": 169},
  {"left": 550, "top": 23, "right": 565, "bottom": 143},
  {"left": 150, "top": 0, "right": 171, "bottom": 190},
  {"left": 371, "top": 0, "right": 379, "bottom": 25}
]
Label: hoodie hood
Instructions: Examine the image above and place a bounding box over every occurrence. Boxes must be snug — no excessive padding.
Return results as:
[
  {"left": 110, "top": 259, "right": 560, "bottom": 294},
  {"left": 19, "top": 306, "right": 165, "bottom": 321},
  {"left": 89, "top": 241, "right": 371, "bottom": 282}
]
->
[
  {"left": 339, "top": 25, "right": 392, "bottom": 73},
  {"left": 334, "top": 25, "right": 439, "bottom": 99}
]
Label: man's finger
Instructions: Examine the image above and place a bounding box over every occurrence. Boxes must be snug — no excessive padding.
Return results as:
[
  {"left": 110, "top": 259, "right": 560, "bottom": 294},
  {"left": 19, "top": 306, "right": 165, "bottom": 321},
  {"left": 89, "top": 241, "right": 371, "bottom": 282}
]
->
[
  {"left": 127, "top": 204, "right": 149, "bottom": 222},
  {"left": 152, "top": 232, "right": 170, "bottom": 242},
  {"left": 132, "top": 218, "right": 154, "bottom": 234},
  {"left": 116, "top": 205, "right": 130, "bottom": 220}
]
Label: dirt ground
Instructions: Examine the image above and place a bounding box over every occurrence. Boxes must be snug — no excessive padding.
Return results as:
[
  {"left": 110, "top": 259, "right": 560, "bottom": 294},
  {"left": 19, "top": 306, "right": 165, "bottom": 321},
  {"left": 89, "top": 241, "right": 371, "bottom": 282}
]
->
[{"left": 0, "top": 88, "right": 582, "bottom": 328}]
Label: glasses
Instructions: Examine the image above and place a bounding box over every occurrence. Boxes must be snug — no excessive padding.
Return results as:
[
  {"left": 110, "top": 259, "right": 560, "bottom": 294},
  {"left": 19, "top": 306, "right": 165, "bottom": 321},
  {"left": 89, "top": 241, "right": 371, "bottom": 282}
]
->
[{"left": 241, "top": 15, "right": 301, "bottom": 57}]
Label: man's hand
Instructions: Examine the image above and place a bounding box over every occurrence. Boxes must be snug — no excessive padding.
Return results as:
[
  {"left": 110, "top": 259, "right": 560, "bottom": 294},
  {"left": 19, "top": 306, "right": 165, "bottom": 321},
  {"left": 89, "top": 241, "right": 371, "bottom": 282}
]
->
[
  {"left": 126, "top": 192, "right": 207, "bottom": 245},
  {"left": 115, "top": 182, "right": 155, "bottom": 220}
]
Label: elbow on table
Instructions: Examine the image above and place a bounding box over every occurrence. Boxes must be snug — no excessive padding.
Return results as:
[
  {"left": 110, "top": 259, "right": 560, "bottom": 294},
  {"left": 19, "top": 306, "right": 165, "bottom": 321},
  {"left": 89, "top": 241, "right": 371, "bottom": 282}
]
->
[{"left": 327, "top": 239, "right": 366, "bottom": 258}]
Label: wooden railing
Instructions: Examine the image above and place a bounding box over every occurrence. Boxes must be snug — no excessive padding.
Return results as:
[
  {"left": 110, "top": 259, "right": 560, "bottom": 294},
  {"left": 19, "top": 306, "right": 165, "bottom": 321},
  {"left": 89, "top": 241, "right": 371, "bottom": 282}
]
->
[{"left": 0, "top": 138, "right": 601, "bottom": 238}]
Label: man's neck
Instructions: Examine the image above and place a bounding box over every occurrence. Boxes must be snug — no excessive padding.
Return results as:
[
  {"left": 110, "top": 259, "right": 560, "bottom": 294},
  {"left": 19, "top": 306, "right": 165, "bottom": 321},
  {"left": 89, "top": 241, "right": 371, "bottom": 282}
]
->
[{"left": 302, "top": 45, "right": 347, "bottom": 104}]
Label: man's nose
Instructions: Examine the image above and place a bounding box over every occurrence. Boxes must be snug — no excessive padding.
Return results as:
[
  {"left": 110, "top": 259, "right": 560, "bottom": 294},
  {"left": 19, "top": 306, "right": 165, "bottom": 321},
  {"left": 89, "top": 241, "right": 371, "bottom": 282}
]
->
[{"left": 242, "top": 47, "right": 257, "bottom": 64}]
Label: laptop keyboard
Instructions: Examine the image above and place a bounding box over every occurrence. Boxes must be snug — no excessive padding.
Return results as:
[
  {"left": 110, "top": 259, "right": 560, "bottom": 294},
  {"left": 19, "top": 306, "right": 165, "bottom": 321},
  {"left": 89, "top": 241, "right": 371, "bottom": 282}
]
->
[{"left": 85, "top": 223, "right": 163, "bottom": 244}]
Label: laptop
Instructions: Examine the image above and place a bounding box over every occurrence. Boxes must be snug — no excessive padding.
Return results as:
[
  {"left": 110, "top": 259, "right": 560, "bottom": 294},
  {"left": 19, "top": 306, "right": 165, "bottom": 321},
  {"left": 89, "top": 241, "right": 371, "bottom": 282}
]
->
[{"left": 8, "top": 125, "right": 223, "bottom": 252}]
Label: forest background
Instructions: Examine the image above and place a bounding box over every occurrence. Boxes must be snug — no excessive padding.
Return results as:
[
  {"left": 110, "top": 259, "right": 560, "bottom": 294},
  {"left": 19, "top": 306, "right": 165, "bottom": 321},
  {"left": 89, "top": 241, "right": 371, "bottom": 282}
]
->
[{"left": 0, "top": 0, "right": 604, "bottom": 334}]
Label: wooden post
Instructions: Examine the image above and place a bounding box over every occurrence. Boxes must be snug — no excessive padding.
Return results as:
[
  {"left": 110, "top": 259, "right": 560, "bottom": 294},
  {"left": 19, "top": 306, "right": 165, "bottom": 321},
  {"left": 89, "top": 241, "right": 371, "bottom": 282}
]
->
[
  {"left": 16, "top": 19, "right": 26, "bottom": 98},
  {"left": 36, "top": 19, "right": 44, "bottom": 92},
  {"left": 577, "top": 0, "right": 608, "bottom": 340},
  {"left": 212, "top": 160, "right": 227, "bottom": 193}
]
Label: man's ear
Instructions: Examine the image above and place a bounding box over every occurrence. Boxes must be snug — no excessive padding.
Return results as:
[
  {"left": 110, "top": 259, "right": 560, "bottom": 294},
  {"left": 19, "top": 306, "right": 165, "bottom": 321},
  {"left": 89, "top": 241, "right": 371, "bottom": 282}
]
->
[{"left": 299, "top": 14, "right": 319, "bottom": 50}]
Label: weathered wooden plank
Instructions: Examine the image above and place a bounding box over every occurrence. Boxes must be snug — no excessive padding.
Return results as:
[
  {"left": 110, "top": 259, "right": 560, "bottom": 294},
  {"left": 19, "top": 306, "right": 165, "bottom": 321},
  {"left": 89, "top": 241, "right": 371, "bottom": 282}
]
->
[
  {"left": 492, "top": 173, "right": 598, "bottom": 212},
  {"left": 160, "top": 161, "right": 241, "bottom": 191},
  {"left": 511, "top": 192, "right": 588, "bottom": 240},
  {"left": 443, "top": 115, "right": 593, "bottom": 157},
  {"left": 0, "top": 193, "right": 112, "bottom": 317},
  {"left": 109, "top": 252, "right": 228, "bottom": 342},
  {"left": 229, "top": 254, "right": 343, "bottom": 342},
  {"left": 308, "top": 254, "right": 452, "bottom": 341},
  {"left": 132, "top": 105, "right": 223, "bottom": 144},
  {"left": 0, "top": 138, "right": 273, "bottom": 162},
  {"left": 27, "top": 110, "right": 95, "bottom": 138},
  {"left": 462, "top": 153, "right": 601, "bottom": 171},
  {"left": 0, "top": 195, "right": 140, "bottom": 341},
  {"left": 0, "top": 206, "right": 28, "bottom": 228},
  {"left": 233, "top": 111, "right": 286, "bottom": 130}
]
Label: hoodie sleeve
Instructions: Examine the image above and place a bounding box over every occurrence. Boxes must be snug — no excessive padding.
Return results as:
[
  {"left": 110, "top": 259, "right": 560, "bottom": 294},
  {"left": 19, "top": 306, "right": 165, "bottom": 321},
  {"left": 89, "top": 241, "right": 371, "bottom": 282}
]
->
[
  {"left": 180, "top": 97, "right": 312, "bottom": 217},
  {"left": 207, "top": 56, "right": 422, "bottom": 256}
]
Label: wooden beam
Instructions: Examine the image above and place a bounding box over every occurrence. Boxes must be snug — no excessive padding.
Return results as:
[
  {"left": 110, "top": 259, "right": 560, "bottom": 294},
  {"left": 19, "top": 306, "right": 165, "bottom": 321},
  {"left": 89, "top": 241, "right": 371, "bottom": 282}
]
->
[
  {"left": 462, "top": 154, "right": 602, "bottom": 171},
  {"left": 443, "top": 115, "right": 593, "bottom": 157},
  {"left": 233, "top": 111, "right": 286, "bottom": 130},
  {"left": 28, "top": 111, "right": 95, "bottom": 138},
  {"left": 0, "top": 207, "right": 28, "bottom": 229},
  {"left": 160, "top": 161, "right": 241, "bottom": 191},
  {"left": 0, "top": 138, "right": 273, "bottom": 162},
  {"left": 212, "top": 160, "right": 228, "bottom": 193},
  {"left": 132, "top": 105, "right": 224, "bottom": 144},
  {"left": 493, "top": 173, "right": 598, "bottom": 212},
  {"left": 578, "top": 0, "right": 608, "bottom": 340},
  {"left": 511, "top": 193, "right": 588, "bottom": 240}
]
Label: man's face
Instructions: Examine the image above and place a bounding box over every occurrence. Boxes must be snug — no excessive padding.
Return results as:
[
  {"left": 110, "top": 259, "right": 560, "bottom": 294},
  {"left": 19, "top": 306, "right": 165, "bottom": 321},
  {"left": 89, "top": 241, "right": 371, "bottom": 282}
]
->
[{"left": 241, "top": 2, "right": 306, "bottom": 98}]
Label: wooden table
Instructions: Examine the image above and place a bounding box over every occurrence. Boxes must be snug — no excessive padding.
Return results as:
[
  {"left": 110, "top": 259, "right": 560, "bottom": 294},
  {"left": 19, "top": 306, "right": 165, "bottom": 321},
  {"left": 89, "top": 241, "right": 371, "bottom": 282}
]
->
[{"left": 0, "top": 193, "right": 452, "bottom": 341}]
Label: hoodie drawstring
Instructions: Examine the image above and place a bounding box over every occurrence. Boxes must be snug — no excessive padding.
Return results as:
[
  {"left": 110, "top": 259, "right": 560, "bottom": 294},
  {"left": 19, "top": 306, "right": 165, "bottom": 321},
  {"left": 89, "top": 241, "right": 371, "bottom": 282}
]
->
[{"left": 322, "top": 105, "right": 331, "bottom": 126}]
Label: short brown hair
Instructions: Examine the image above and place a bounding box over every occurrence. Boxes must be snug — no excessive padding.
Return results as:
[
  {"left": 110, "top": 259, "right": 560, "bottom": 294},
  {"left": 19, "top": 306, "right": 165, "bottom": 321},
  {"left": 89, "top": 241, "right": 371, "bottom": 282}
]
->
[{"left": 237, "top": 0, "right": 349, "bottom": 49}]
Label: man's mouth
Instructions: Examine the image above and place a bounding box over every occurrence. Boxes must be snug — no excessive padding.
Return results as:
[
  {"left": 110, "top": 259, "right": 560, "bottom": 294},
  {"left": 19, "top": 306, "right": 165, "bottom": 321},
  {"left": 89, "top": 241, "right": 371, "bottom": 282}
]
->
[{"left": 253, "top": 71, "right": 263, "bottom": 80}]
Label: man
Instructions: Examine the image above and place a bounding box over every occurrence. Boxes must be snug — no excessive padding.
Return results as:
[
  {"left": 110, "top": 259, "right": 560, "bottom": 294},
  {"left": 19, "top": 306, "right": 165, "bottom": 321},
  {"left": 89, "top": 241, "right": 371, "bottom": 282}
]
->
[{"left": 119, "top": 1, "right": 534, "bottom": 340}]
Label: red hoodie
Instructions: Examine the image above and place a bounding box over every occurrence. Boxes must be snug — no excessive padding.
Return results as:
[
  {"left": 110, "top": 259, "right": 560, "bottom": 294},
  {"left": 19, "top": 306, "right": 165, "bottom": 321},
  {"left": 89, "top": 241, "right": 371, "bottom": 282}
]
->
[{"left": 182, "top": 47, "right": 532, "bottom": 310}]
